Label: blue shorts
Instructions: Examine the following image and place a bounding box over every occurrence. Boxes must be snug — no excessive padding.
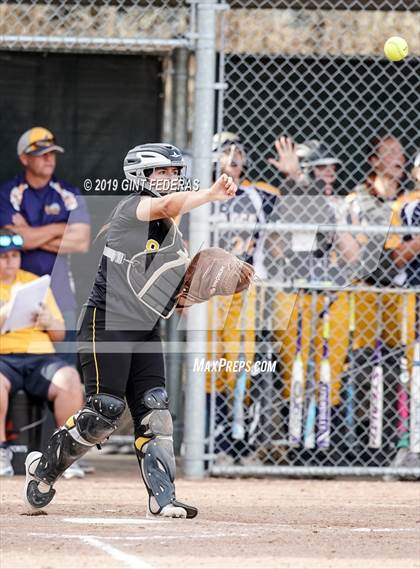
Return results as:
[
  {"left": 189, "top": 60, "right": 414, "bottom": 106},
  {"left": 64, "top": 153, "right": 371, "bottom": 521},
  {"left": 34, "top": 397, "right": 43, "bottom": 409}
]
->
[{"left": 0, "top": 354, "right": 69, "bottom": 399}]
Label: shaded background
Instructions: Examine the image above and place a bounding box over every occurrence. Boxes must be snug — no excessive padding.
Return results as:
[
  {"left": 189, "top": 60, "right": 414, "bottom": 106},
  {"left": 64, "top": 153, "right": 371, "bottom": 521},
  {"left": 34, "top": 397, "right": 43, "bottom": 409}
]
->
[{"left": 0, "top": 51, "right": 163, "bottom": 306}]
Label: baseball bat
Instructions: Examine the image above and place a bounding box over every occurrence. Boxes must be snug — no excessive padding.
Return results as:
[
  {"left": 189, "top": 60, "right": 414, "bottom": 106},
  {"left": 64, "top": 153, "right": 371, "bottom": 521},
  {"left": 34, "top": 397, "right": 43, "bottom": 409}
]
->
[
  {"left": 396, "top": 293, "right": 410, "bottom": 449},
  {"left": 368, "top": 295, "right": 384, "bottom": 449},
  {"left": 232, "top": 290, "right": 248, "bottom": 441},
  {"left": 317, "top": 292, "right": 332, "bottom": 449},
  {"left": 410, "top": 294, "right": 420, "bottom": 453},
  {"left": 247, "top": 286, "right": 264, "bottom": 447},
  {"left": 262, "top": 287, "right": 275, "bottom": 445},
  {"left": 303, "top": 290, "right": 318, "bottom": 449},
  {"left": 249, "top": 285, "right": 275, "bottom": 448},
  {"left": 343, "top": 291, "right": 357, "bottom": 447},
  {"left": 289, "top": 292, "right": 305, "bottom": 445}
]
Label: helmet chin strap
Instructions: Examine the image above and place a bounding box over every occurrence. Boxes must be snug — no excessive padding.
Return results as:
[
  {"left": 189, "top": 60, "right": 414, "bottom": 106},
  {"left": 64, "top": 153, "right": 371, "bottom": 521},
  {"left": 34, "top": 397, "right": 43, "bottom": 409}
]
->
[
  {"left": 140, "top": 179, "right": 160, "bottom": 198},
  {"left": 125, "top": 171, "right": 160, "bottom": 197}
]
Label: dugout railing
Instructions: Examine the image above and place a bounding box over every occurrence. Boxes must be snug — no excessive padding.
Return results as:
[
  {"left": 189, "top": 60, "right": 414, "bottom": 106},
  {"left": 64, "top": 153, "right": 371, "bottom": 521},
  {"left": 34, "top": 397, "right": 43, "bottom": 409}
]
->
[{"left": 207, "top": 221, "right": 420, "bottom": 479}]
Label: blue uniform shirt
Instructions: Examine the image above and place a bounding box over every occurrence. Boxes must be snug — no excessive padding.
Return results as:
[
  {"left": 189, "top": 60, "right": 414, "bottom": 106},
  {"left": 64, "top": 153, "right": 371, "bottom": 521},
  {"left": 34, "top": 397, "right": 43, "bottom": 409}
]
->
[
  {"left": 401, "top": 199, "right": 420, "bottom": 286},
  {"left": 0, "top": 175, "right": 90, "bottom": 312}
]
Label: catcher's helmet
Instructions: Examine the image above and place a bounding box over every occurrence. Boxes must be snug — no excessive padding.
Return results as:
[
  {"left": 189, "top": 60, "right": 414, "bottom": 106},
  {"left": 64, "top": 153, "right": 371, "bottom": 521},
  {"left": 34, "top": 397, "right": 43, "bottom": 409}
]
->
[
  {"left": 123, "top": 143, "right": 186, "bottom": 185},
  {"left": 300, "top": 141, "right": 342, "bottom": 169},
  {"left": 295, "top": 139, "right": 319, "bottom": 162}
]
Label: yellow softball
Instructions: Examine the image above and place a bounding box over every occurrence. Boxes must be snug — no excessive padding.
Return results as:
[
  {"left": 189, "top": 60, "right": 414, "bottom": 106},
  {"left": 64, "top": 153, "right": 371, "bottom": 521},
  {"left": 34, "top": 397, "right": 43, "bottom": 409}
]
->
[{"left": 384, "top": 36, "right": 409, "bottom": 62}]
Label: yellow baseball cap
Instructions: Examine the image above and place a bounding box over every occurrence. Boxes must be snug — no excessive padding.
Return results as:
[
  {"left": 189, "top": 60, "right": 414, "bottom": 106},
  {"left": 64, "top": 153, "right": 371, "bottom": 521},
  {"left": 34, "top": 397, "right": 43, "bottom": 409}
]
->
[{"left": 17, "top": 127, "right": 64, "bottom": 156}]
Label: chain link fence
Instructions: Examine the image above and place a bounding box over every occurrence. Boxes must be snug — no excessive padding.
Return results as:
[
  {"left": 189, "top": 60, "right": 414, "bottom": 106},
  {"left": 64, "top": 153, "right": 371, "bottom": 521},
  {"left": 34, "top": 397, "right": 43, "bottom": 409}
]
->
[
  {"left": 0, "top": 0, "right": 193, "bottom": 52},
  {"left": 208, "top": 0, "right": 420, "bottom": 478},
  {"left": 1, "top": 0, "right": 419, "bottom": 478}
]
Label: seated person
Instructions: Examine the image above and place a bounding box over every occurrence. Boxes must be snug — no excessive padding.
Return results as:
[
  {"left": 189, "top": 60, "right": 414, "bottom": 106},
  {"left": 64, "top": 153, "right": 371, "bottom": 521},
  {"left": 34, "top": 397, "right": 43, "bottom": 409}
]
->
[{"left": 0, "top": 229, "right": 84, "bottom": 477}]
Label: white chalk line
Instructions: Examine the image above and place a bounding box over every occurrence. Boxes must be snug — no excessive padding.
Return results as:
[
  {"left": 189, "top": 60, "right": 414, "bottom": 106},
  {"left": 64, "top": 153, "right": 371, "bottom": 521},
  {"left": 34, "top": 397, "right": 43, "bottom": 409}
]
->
[
  {"left": 30, "top": 531, "right": 249, "bottom": 541},
  {"left": 25, "top": 532, "right": 153, "bottom": 569},
  {"left": 81, "top": 536, "right": 153, "bottom": 569},
  {"left": 23, "top": 525, "right": 420, "bottom": 569},
  {"left": 351, "top": 527, "right": 419, "bottom": 533},
  {"left": 213, "top": 520, "right": 420, "bottom": 532},
  {"left": 64, "top": 517, "right": 258, "bottom": 526},
  {"left": 353, "top": 504, "right": 420, "bottom": 509},
  {"left": 64, "top": 517, "right": 163, "bottom": 525},
  {"left": 27, "top": 529, "right": 250, "bottom": 568},
  {"left": 63, "top": 517, "right": 420, "bottom": 535}
]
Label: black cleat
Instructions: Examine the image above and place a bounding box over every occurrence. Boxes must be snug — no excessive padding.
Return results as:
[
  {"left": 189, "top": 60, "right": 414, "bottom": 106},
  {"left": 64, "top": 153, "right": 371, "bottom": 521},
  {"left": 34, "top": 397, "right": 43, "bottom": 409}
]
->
[
  {"left": 147, "top": 498, "right": 198, "bottom": 519},
  {"left": 172, "top": 499, "right": 198, "bottom": 519},
  {"left": 23, "top": 452, "right": 56, "bottom": 513}
]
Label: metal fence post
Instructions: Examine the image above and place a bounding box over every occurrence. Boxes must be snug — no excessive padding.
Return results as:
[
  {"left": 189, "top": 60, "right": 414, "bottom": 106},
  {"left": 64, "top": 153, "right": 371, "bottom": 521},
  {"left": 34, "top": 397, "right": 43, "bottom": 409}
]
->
[
  {"left": 172, "top": 47, "right": 189, "bottom": 150},
  {"left": 183, "top": 0, "right": 217, "bottom": 479},
  {"left": 168, "top": 46, "right": 190, "bottom": 453}
]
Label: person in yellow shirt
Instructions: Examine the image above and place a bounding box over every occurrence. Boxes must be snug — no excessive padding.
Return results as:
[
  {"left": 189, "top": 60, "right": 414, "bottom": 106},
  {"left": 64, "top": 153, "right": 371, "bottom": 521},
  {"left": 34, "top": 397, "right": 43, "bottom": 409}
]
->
[
  {"left": 345, "top": 135, "right": 409, "bottom": 352},
  {"left": 0, "top": 229, "right": 83, "bottom": 477}
]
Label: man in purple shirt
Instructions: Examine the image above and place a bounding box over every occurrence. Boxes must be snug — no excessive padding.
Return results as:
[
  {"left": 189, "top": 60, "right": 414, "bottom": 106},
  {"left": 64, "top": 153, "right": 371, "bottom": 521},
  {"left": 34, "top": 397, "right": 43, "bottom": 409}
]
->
[{"left": 0, "top": 127, "right": 91, "bottom": 362}]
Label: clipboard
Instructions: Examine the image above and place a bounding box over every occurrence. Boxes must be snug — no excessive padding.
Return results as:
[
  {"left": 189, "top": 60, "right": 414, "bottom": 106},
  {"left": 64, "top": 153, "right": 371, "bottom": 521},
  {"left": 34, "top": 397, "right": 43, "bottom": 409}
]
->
[{"left": 1, "top": 274, "right": 51, "bottom": 334}]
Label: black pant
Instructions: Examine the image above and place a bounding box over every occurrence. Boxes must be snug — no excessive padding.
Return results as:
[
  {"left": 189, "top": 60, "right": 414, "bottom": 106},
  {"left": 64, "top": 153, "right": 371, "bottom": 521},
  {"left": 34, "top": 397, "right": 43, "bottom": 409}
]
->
[{"left": 77, "top": 306, "right": 165, "bottom": 434}]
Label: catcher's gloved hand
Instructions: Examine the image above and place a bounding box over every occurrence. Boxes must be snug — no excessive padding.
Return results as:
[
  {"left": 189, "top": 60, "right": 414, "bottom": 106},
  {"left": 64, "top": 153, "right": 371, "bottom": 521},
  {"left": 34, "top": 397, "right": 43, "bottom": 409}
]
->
[{"left": 176, "top": 247, "right": 255, "bottom": 308}]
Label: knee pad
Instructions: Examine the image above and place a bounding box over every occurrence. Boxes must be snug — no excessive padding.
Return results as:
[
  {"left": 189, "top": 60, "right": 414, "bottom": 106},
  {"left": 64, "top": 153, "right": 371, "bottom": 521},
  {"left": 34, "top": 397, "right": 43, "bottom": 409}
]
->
[
  {"left": 35, "top": 393, "right": 125, "bottom": 485},
  {"left": 134, "top": 387, "right": 176, "bottom": 514},
  {"left": 76, "top": 393, "right": 126, "bottom": 445}
]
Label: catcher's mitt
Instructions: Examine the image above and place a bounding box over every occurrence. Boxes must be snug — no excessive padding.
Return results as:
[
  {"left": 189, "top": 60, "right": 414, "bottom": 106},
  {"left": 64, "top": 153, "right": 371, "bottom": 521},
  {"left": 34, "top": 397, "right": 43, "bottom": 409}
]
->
[{"left": 176, "top": 247, "right": 255, "bottom": 308}]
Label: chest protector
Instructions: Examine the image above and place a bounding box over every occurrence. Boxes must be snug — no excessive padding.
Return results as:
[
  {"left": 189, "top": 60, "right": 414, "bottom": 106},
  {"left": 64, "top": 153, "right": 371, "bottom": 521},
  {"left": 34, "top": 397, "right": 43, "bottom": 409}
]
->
[{"left": 103, "top": 196, "right": 190, "bottom": 319}]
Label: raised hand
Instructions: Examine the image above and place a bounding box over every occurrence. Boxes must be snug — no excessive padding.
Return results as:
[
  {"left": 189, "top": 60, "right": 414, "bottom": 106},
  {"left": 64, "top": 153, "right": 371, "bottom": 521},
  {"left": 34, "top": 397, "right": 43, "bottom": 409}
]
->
[{"left": 268, "top": 136, "right": 301, "bottom": 179}]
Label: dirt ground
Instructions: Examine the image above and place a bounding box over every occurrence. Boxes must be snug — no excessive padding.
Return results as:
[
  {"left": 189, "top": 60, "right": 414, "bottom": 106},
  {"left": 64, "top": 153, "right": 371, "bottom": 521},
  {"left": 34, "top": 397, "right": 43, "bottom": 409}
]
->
[{"left": 1, "top": 453, "right": 419, "bottom": 569}]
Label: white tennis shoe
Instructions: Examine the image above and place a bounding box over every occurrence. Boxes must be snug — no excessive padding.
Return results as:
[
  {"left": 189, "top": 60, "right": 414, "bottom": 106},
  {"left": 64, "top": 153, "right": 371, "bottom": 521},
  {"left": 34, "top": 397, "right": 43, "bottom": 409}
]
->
[{"left": 0, "top": 447, "right": 14, "bottom": 477}]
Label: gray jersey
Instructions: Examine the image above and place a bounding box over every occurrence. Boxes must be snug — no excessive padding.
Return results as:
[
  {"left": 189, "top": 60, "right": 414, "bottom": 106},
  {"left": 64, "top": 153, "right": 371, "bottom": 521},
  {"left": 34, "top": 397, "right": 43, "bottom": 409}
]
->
[{"left": 88, "top": 193, "right": 188, "bottom": 330}]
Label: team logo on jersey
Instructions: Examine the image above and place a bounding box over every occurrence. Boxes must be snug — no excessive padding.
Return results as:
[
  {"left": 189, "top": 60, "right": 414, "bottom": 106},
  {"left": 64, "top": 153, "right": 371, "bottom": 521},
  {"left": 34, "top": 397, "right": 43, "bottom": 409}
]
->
[
  {"left": 146, "top": 239, "right": 160, "bottom": 252},
  {"left": 44, "top": 202, "right": 61, "bottom": 215},
  {"left": 10, "top": 183, "right": 28, "bottom": 211},
  {"left": 50, "top": 181, "right": 78, "bottom": 211}
]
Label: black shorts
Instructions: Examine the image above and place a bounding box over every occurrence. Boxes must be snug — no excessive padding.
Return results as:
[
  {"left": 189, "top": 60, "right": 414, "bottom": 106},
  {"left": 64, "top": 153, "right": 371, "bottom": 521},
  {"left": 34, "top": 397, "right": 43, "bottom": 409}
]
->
[
  {"left": 0, "top": 354, "right": 69, "bottom": 399},
  {"left": 77, "top": 306, "right": 165, "bottom": 421}
]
